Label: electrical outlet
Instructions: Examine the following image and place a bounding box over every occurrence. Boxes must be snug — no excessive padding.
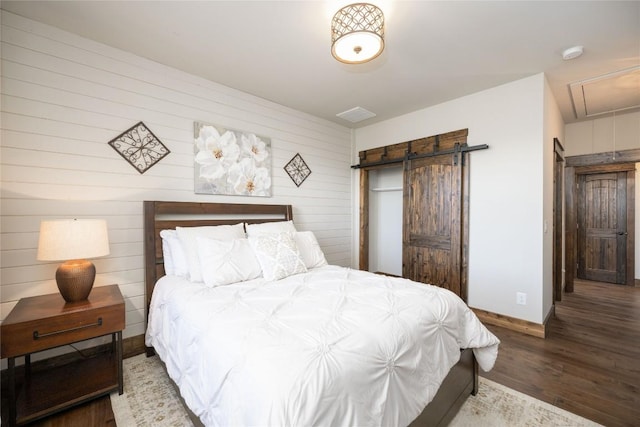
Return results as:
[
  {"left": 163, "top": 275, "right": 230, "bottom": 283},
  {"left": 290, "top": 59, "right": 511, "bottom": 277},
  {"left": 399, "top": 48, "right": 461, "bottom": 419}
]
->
[{"left": 516, "top": 292, "right": 527, "bottom": 305}]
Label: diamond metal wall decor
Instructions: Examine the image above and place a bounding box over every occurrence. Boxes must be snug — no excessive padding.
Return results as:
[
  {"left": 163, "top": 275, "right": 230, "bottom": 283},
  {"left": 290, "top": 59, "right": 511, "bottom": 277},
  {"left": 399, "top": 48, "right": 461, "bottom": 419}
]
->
[
  {"left": 284, "top": 153, "right": 311, "bottom": 187},
  {"left": 108, "top": 121, "right": 170, "bottom": 174}
]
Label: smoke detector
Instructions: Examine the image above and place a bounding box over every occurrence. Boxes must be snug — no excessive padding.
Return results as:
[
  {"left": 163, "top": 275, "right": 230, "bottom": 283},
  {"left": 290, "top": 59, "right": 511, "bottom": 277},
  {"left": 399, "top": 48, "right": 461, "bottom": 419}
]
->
[{"left": 562, "top": 46, "right": 584, "bottom": 60}]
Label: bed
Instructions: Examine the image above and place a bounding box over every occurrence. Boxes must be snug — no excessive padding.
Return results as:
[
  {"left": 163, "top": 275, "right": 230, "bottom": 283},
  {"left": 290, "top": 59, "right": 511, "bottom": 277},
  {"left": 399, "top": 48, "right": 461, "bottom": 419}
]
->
[{"left": 143, "top": 201, "right": 499, "bottom": 427}]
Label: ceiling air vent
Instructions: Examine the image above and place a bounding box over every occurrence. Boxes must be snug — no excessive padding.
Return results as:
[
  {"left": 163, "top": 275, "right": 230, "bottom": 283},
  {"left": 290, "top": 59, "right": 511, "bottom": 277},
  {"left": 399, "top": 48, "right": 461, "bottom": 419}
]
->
[
  {"left": 570, "top": 66, "right": 640, "bottom": 119},
  {"left": 336, "top": 106, "right": 376, "bottom": 123}
]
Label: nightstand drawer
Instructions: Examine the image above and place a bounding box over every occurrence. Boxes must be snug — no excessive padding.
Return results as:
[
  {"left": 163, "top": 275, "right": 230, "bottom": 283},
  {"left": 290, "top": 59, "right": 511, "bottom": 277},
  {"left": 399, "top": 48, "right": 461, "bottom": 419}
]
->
[
  {"left": 1, "top": 285, "right": 125, "bottom": 359},
  {"left": 2, "top": 305, "right": 124, "bottom": 357}
]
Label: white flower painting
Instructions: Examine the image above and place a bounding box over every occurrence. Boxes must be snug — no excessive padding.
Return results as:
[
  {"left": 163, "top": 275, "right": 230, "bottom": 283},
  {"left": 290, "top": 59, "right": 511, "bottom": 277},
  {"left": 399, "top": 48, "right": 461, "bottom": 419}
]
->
[{"left": 194, "top": 122, "right": 272, "bottom": 197}]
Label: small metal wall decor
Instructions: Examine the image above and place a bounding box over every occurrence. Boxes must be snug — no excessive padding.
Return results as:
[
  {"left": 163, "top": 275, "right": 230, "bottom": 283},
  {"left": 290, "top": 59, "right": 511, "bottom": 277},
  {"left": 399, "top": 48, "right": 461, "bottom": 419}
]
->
[
  {"left": 194, "top": 122, "right": 272, "bottom": 197},
  {"left": 284, "top": 153, "right": 311, "bottom": 187},
  {"left": 108, "top": 121, "right": 170, "bottom": 174}
]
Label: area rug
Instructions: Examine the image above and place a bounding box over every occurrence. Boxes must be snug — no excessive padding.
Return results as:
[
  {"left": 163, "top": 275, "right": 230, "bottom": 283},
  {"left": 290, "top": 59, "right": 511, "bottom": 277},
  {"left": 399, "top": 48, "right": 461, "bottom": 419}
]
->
[
  {"left": 111, "top": 354, "right": 601, "bottom": 426},
  {"left": 449, "top": 378, "right": 601, "bottom": 427},
  {"left": 110, "top": 354, "right": 192, "bottom": 426}
]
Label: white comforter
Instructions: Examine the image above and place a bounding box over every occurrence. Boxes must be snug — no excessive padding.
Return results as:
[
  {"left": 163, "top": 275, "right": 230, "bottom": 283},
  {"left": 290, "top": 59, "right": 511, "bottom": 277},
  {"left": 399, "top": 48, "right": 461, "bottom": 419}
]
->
[{"left": 145, "top": 265, "right": 499, "bottom": 427}]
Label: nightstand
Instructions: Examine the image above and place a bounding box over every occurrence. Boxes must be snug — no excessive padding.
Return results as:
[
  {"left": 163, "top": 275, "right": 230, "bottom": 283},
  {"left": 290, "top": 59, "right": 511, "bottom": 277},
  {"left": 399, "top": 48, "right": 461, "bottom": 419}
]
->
[{"left": 1, "top": 285, "right": 125, "bottom": 426}]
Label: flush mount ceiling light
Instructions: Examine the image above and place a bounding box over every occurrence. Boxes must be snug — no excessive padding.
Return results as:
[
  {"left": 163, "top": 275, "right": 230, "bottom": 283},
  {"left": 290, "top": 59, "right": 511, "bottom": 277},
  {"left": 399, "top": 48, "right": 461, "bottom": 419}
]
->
[{"left": 331, "top": 3, "right": 385, "bottom": 64}]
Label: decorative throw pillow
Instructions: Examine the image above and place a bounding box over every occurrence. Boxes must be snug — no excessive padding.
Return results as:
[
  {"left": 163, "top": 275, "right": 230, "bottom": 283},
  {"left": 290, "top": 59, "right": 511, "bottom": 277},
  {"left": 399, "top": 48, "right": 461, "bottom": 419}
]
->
[
  {"left": 248, "top": 232, "right": 307, "bottom": 281},
  {"left": 196, "top": 237, "right": 262, "bottom": 287},
  {"left": 176, "top": 223, "right": 245, "bottom": 282},
  {"left": 295, "top": 231, "right": 328, "bottom": 269},
  {"left": 245, "top": 220, "right": 297, "bottom": 237}
]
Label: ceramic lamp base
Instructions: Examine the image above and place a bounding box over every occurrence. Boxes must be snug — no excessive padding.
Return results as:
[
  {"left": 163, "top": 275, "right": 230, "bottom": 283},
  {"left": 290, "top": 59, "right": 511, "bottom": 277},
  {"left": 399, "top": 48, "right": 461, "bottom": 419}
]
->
[{"left": 55, "top": 259, "right": 96, "bottom": 302}]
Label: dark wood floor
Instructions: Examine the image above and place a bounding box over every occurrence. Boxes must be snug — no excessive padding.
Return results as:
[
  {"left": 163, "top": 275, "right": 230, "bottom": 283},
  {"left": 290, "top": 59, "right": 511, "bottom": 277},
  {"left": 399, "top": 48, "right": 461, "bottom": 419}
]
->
[
  {"left": 482, "top": 279, "right": 640, "bottom": 427},
  {"left": 3, "top": 279, "right": 638, "bottom": 426},
  {"left": 27, "top": 399, "right": 116, "bottom": 427}
]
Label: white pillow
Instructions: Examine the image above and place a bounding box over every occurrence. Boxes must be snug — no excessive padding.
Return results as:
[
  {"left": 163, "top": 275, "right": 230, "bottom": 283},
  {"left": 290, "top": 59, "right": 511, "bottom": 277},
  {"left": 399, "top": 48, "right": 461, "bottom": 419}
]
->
[
  {"left": 245, "top": 220, "right": 297, "bottom": 237},
  {"left": 249, "top": 232, "right": 307, "bottom": 281},
  {"left": 159, "top": 230, "right": 189, "bottom": 278},
  {"left": 160, "top": 229, "right": 176, "bottom": 276},
  {"left": 295, "top": 231, "right": 328, "bottom": 269},
  {"left": 168, "top": 235, "right": 190, "bottom": 278},
  {"left": 196, "top": 237, "right": 262, "bottom": 287},
  {"left": 176, "top": 223, "right": 245, "bottom": 282}
]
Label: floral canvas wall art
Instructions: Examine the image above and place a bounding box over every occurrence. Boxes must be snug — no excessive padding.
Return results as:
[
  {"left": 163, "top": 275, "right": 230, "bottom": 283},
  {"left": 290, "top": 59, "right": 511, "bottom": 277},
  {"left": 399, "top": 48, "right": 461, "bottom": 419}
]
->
[{"left": 194, "top": 122, "right": 272, "bottom": 197}]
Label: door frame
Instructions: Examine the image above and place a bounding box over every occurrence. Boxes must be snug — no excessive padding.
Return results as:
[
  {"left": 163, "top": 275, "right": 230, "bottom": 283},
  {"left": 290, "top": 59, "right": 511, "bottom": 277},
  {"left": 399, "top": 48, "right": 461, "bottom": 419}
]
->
[
  {"left": 553, "top": 138, "right": 565, "bottom": 301},
  {"left": 565, "top": 148, "right": 639, "bottom": 291}
]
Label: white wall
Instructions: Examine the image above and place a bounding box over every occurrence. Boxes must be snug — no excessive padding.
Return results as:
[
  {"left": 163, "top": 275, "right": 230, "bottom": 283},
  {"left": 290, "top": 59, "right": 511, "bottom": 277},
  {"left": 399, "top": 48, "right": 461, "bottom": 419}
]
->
[
  {"left": 0, "top": 11, "right": 353, "bottom": 353},
  {"left": 564, "top": 110, "right": 640, "bottom": 279},
  {"left": 565, "top": 111, "right": 639, "bottom": 155},
  {"left": 354, "top": 73, "right": 555, "bottom": 324}
]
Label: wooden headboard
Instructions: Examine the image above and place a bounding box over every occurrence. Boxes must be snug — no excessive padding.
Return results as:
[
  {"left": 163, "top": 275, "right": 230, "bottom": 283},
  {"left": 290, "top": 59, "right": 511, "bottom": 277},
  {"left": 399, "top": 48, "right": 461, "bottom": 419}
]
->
[{"left": 143, "top": 201, "right": 293, "bottom": 335}]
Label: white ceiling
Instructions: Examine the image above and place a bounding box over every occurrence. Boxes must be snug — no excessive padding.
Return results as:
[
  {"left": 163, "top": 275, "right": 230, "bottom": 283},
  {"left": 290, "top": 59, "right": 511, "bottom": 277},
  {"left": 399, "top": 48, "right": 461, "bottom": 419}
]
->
[{"left": 2, "top": 1, "right": 639, "bottom": 128}]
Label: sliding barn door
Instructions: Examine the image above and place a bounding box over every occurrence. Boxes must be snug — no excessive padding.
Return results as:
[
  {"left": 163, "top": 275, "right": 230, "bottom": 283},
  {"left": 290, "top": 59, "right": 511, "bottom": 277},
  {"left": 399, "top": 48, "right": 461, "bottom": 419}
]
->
[{"left": 403, "top": 154, "right": 463, "bottom": 296}]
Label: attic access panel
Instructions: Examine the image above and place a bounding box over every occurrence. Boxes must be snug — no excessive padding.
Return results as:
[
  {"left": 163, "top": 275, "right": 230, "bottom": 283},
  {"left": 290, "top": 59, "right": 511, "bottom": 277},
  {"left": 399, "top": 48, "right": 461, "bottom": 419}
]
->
[{"left": 570, "top": 66, "right": 640, "bottom": 119}]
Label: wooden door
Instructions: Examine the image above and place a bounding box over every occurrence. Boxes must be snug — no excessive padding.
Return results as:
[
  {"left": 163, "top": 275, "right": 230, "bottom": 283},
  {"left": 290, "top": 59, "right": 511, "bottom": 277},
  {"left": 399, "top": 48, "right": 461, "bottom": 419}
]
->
[
  {"left": 403, "top": 154, "right": 462, "bottom": 296},
  {"left": 577, "top": 171, "right": 630, "bottom": 284}
]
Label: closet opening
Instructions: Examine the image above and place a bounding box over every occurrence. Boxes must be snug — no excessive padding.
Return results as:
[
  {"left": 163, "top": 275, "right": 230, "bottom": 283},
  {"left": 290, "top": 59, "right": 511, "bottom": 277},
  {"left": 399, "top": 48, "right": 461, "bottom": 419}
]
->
[{"left": 368, "top": 166, "right": 403, "bottom": 276}]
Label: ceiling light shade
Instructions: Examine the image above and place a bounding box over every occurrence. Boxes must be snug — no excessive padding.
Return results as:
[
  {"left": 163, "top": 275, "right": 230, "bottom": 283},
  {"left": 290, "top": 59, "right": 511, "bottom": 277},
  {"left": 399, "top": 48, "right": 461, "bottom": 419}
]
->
[{"left": 331, "top": 3, "right": 385, "bottom": 64}]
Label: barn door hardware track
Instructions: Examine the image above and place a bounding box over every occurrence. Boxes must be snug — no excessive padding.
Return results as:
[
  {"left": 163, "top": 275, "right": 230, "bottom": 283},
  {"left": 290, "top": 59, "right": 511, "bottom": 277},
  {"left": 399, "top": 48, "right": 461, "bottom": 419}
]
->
[{"left": 351, "top": 143, "right": 488, "bottom": 169}]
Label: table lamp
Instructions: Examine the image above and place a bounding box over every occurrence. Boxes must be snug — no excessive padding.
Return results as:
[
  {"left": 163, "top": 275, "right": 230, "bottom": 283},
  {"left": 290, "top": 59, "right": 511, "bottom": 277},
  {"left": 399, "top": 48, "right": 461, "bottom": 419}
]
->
[{"left": 37, "top": 219, "right": 110, "bottom": 302}]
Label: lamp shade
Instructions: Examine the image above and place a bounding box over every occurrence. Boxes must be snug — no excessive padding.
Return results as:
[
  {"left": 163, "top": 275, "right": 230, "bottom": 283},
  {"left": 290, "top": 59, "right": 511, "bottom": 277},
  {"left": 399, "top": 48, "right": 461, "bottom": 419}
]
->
[
  {"left": 331, "top": 3, "right": 385, "bottom": 64},
  {"left": 37, "top": 219, "right": 110, "bottom": 261}
]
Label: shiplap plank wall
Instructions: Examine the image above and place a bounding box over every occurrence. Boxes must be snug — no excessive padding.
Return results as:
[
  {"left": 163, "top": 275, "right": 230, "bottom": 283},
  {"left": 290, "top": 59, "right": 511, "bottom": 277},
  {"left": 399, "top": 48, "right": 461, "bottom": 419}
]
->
[{"left": 0, "top": 11, "right": 353, "bottom": 346}]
